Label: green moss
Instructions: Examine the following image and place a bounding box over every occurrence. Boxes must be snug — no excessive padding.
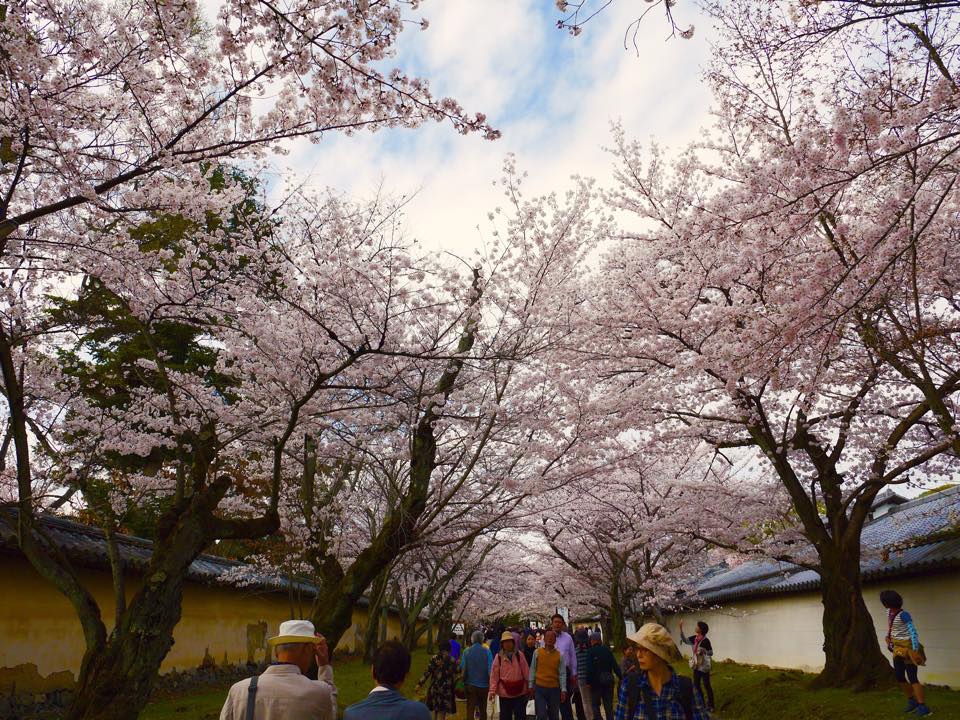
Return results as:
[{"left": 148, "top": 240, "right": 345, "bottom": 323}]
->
[
  {"left": 140, "top": 654, "right": 960, "bottom": 720},
  {"left": 710, "top": 661, "right": 960, "bottom": 719}
]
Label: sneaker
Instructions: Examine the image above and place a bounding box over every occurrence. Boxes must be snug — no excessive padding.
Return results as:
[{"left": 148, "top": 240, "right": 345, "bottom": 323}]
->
[
  {"left": 914, "top": 705, "right": 932, "bottom": 717},
  {"left": 904, "top": 699, "right": 919, "bottom": 713}
]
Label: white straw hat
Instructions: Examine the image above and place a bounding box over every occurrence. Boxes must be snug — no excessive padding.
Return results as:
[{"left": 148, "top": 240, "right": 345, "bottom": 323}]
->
[
  {"left": 268, "top": 619, "right": 319, "bottom": 646},
  {"left": 626, "top": 623, "right": 683, "bottom": 663}
]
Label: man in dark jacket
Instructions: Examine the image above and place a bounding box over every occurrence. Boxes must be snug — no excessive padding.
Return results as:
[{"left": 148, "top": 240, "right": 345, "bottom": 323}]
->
[
  {"left": 344, "top": 641, "right": 430, "bottom": 720},
  {"left": 584, "top": 633, "right": 621, "bottom": 720}
]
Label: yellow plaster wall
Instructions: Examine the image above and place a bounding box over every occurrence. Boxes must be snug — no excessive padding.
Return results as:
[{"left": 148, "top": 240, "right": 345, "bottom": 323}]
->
[
  {"left": 660, "top": 573, "right": 960, "bottom": 688},
  {"left": 0, "top": 555, "right": 414, "bottom": 694}
]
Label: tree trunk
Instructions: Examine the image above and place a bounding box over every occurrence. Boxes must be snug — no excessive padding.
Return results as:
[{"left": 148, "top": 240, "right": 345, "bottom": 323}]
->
[
  {"left": 65, "top": 512, "right": 209, "bottom": 720},
  {"left": 436, "top": 615, "right": 452, "bottom": 649},
  {"left": 402, "top": 617, "right": 418, "bottom": 651},
  {"left": 362, "top": 603, "right": 382, "bottom": 663},
  {"left": 609, "top": 588, "right": 626, "bottom": 650},
  {"left": 362, "top": 571, "right": 389, "bottom": 662},
  {"left": 426, "top": 618, "right": 434, "bottom": 654},
  {"left": 64, "top": 477, "right": 279, "bottom": 720},
  {"left": 67, "top": 573, "right": 187, "bottom": 720},
  {"left": 812, "top": 548, "right": 891, "bottom": 690}
]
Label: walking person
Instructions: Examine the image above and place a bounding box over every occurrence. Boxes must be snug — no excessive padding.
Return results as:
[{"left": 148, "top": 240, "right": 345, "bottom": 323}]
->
[
  {"left": 462, "top": 630, "right": 494, "bottom": 720},
  {"left": 573, "top": 629, "right": 593, "bottom": 720},
  {"left": 450, "top": 634, "right": 463, "bottom": 662},
  {"left": 881, "top": 590, "right": 931, "bottom": 716},
  {"left": 615, "top": 623, "right": 709, "bottom": 720},
  {"left": 490, "top": 627, "right": 503, "bottom": 657},
  {"left": 490, "top": 631, "right": 531, "bottom": 720},
  {"left": 523, "top": 633, "right": 538, "bottom": 668},
  {"left": 345, "top": 640, "right": 431, "bottom": 720},
  {"left": 529, "top": 630, "right": 567, "bottom": 720},
  {"left": 550, "top": 614, "right": 578, "bottom": 720},
  {"left": 584, "top": 632, "right": 621, "bottom": 720},
  {"left": 220, "top": 619, "right": 337, "bottom": 720},
  {"left": 620, "top": 645, "right": 638, "bottom": 675},
  {"left": 678, "top": 619, "right": 714, "bottom": 712},
  {"left": 416, "top": 640, "right": 459, "bottom": 720}
]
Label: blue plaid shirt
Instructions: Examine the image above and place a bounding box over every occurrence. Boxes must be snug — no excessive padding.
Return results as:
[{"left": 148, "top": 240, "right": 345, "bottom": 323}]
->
[{"left": 614, "top": 670, "right": 710, "bottom": 720}]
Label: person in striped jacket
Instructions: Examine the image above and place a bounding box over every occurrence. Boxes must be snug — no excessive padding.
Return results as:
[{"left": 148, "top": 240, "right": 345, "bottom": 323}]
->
[{"left": 881, "top": 590, "right": 931, "bottom": 717}]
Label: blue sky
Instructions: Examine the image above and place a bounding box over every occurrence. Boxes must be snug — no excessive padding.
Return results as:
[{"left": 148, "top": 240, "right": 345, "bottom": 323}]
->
[{"left": 264, "top": 0, "right": 717, "bottom": 252}]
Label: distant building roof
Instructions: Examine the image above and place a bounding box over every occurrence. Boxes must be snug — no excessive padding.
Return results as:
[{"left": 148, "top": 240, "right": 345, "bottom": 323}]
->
[
  {"left": 688, "top": 486, "right": 960, "bottom": 606},
  {"left": 872, "top": 490, "right": 909, "bottom": 508},
  {"left": 0, "top": 510, "right": 334, "bottom": 601}
]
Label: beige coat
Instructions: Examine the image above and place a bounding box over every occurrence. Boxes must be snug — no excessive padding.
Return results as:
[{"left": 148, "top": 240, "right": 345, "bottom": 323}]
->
[{"left": 220, "top": 664, "right": 337, "bottom": 720}]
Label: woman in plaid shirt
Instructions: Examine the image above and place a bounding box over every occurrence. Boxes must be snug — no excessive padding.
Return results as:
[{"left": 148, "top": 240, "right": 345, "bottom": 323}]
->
[{"left": 614, "top": 624, "right": 709, "bottom": 720}]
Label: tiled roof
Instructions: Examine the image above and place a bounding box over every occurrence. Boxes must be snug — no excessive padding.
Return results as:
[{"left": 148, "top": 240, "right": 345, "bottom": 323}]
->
[
  {"left": 690, "top": 486, "right": 960, "bottom": 605},
  {"left": 0, "top": 509, "right": 327, "bottom": 599}
]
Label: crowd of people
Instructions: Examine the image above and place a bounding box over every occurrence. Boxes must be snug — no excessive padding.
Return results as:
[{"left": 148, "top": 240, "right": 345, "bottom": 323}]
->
[
  {"left": 435, "top": 615, "right": 712, "bottom": 720},
  {"left": 218, "top": 590, "right": 931, "bottom": 720}
]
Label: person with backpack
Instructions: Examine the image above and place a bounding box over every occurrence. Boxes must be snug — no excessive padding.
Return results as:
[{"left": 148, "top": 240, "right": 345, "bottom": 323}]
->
[
  {"left": 489, "top": 631, "right": 531, "bottom": 720},
  {"left": 881, "top": 590, "right": 931, "bottom": 717},
  {"left": 614, "top": 623, "right": 709, "bottom": 720},
  {"left": 678, "top": 620, "right": 714, "bottom": 712},
  {"left": 584, "top": 632, "right": 621, "bottom": 720}
]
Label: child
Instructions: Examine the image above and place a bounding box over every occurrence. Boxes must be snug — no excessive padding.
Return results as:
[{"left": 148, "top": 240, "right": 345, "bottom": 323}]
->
[
  {"left": 881, "top": 590, "right": 930, "bottom": 716},
  {"left": 679, "top": 619, "right": 714, "bottom": 712}
]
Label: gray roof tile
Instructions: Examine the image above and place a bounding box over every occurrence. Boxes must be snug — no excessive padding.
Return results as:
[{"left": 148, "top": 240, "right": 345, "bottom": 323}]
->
[
  {"left": 687, "top": 486, "right": 960, "bottom": 605},
  {"left": 0, "top": 510, "right": 322, "bottom": 598}
]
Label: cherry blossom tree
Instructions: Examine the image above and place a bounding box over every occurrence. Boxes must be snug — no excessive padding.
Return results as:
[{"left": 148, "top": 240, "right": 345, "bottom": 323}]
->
[
  {"left": 237, "top": 160, "right": 610, "bottom": 655},
  {"left": 0, "top": 0, "right": 496, "bottom": 241},
  {"left": 383, "top": 537, "right": 498, "bottom": 652},
  {"left": 2, "top": 1, "right": 499, "bottom": 715},
  {"left": 2, "top": 181, "right": 488, "bottom": 718},
  {"left": 593, "top": 0, "right": 960, "bottom": 686},
  {"left": 451, "top": 532, "right": 555, "bottom": 625},
  {"left": 538, "top": 444, "right": 781, "bottom": 648}
]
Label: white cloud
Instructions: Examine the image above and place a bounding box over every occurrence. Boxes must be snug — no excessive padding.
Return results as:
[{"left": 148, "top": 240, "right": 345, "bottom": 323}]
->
[{"left": 259, "top": 0, "right": 716, "bottom": 254}]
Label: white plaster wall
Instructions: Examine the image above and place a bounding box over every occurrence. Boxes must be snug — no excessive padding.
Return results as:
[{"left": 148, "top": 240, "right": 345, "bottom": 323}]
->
[{"left": 659, "top": 572, "right": 960, "bottom": 688}]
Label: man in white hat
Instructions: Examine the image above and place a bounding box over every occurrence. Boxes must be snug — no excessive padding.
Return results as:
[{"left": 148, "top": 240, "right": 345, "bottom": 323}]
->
[{"left": 220, "top": 619, "right": 337, "bottom": 720}]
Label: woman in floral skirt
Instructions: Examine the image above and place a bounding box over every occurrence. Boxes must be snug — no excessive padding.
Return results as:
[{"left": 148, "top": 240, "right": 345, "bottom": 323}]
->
[{"left": 417, "top": 640, "right": 460, "bottom": 720}]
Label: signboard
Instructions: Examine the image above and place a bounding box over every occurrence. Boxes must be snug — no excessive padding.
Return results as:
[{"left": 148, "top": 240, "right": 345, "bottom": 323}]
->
[
  {"left": 556, "top": 606, "right": 569, "bottom": 625},
  {"left": 452, "top": 623, "right": 465, "bottom": 636},
  {"left": 624, "top": 620, "right": 636, "bottom": 637}
]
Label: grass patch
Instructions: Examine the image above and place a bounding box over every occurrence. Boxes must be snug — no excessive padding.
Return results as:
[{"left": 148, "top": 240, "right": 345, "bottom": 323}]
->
[
  {"left": 710, "top": 661, "right": 960, "bottom": 719},
  {"left": 141, "top": 653, "right": 960, "bottom": 720}
]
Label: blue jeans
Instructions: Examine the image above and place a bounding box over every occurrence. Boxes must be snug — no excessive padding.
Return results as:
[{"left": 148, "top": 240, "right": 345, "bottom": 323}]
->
[{"left": 535, "top": 686, "right": 561, "bottom": 720}]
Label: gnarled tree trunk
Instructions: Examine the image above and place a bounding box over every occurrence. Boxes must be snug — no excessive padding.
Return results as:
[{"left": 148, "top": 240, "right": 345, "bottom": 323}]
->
[
  {"left": 813, "top": 546, "right": 891, "bottom": 690},
  {"left": 65, "top": 480, "right": 280, "bottom": 720}
]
